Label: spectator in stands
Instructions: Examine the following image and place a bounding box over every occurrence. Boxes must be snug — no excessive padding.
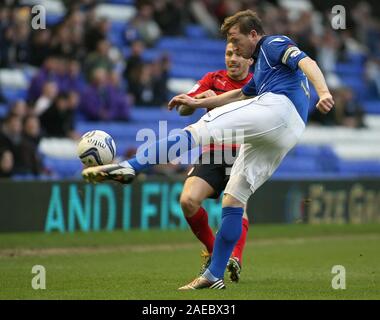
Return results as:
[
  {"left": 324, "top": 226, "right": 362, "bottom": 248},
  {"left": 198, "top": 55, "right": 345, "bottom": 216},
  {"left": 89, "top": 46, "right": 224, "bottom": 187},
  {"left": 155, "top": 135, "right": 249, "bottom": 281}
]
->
[
  {"left": 9, "top": 100, "right": 28, "bottom": 118},
  {"left": 84, "top": 39, "right": 114, "bottom": 81},
  {"left": 0, "top": 113, "right": 22, "bottom": 153},
  {"left": 365, "top": 56, "right": 380, "bottom": 98},
  {"left": 22, "top": 115, "right": 41, "bottom": 148},
  {"left": 127, "top": 53, "right": 169, "bottom": 106},
  {"left": 80, "top": 68, "right": 131, "bottom": 121},
  {"left": 153, "top": 0, "right": 188, "bottom": 36},
  {"left": 39, "top": 92, "right": 79, "bottom": 139},
  {"left": 125, "top": 3, "right": 162, "bottom": 47},
  {"left": 84, "top": 17, "right": 110, "bottom": 53},
  {"left": 27, "top": 55, "right": 60, "bottom": 103},
  {"left": 30, "top": 29, "right": 52, "bottom": 67},
  {"left": 0, "top": 113, "right": 23, "bottom": 173},
  {"left": 18, "top": 115, "right": 43, "bottom": 175},
  {"left": 50, "top": 22, "right": 77, "bottom": 59},
  {"left": 123, "top": 40, "right": 145, "bottom": 87},
  {"left": 33, "top": 81, "right": 59, "bottom": 116},
  {"left": 61, "top": 58, "right": 86, "bottom": 95},
  {"left": 0, "top": 149, "right": 14, "bottom": 178}
]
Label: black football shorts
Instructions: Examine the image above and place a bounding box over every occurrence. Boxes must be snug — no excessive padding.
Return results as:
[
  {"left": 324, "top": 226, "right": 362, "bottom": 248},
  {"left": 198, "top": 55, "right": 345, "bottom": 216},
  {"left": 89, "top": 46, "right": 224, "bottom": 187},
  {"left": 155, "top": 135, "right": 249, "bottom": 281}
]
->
[{"left": 187, "top": 150, "right": 237, "bottom": 199}]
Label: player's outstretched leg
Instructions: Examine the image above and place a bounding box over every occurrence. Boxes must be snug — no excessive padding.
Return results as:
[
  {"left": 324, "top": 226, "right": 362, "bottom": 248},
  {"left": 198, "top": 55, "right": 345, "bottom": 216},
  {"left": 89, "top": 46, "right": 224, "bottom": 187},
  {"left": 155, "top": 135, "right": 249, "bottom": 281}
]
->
[
  {"left": 82, "top": 129, "right": 195, "bottom": 184},
  {"left": 179, "top": 195, "right": 243, "bottom": 290}
]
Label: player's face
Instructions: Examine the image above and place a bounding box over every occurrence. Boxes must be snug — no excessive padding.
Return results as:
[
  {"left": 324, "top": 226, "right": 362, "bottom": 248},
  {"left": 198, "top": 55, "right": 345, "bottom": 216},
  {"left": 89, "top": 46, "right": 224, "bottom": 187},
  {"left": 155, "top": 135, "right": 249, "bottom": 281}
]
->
[
  {"left": 225, "top": 43, "right": 252, "bottom": 80},
  {"left": 227, "top": 25, "right": 256, "bottom": 59}
]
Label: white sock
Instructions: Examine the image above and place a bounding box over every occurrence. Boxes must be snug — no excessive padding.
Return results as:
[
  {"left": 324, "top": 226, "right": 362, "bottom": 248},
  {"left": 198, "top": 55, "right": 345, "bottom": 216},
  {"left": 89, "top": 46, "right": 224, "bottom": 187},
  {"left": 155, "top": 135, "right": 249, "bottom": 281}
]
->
[{"left": 203, "top": 269, "right": 219, "bottom": 282}]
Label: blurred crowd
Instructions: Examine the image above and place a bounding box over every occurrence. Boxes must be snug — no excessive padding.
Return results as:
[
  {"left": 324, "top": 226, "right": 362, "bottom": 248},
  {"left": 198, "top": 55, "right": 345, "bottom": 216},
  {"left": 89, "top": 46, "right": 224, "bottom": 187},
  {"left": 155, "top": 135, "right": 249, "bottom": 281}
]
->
[{"left": 1, "top": 0, "right": 380, "bottom": 178}]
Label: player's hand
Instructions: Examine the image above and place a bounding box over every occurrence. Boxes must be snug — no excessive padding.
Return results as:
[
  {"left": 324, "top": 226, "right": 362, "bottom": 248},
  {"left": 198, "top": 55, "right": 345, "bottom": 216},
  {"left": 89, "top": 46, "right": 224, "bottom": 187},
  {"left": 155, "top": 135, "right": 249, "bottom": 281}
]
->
[
  {"left": 316, "top": 93, "right": 334, "bottom": 114},
  {"left": 194, "top": 90, "right": 216, "bottom": 99},
  {"left": 168, "top": 94, "right": 198, "bottom": 111}
]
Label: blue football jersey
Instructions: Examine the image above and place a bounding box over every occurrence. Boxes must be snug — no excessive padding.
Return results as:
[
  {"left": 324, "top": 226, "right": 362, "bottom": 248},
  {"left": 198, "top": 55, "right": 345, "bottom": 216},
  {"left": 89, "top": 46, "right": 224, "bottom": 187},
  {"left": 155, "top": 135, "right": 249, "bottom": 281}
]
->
[{"left": 242, "top": 35, "right": 310, "bottom": 123}]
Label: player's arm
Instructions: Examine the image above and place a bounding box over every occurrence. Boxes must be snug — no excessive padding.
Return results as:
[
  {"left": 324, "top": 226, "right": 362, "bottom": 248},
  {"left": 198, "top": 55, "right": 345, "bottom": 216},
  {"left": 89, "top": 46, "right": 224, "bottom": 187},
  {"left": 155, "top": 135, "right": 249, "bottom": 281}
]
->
[
  {"left": 169, "top": 88, "right": 247, "bottom": 111},
  {"left": 298, "top": 57, "right": 334, "bottom": 114},
  {"left": 177, "top": 90, "right": 216, "bottom": 116},
  {"left": 175, "top": 73, "right": 216, "bottom": 116}
]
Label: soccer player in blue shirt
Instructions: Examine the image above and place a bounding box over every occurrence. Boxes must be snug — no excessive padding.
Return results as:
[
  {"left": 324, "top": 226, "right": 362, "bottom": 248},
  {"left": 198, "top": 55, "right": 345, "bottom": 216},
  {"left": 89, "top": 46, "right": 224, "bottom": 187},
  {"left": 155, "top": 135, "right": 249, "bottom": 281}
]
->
[{"left": 82, "top": 10, "right": 334, "bottom": 290}]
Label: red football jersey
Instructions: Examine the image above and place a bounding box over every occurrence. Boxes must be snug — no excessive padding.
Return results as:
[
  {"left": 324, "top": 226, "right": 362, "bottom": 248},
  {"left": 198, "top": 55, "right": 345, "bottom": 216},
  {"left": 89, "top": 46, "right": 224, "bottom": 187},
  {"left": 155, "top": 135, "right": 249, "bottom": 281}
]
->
[
  {"left": 188, "top": 70, "right": 252, "bottom": 100},
  {"left": 187, "top": 70, "right": 253, "bottom": 152}
]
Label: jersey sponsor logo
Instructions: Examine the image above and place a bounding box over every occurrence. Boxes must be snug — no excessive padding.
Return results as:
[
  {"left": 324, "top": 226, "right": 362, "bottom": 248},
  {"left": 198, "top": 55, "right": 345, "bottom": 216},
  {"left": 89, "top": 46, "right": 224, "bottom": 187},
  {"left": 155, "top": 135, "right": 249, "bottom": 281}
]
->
[{"left": 216, "top": 78, "right": 227, "bottom": 87}]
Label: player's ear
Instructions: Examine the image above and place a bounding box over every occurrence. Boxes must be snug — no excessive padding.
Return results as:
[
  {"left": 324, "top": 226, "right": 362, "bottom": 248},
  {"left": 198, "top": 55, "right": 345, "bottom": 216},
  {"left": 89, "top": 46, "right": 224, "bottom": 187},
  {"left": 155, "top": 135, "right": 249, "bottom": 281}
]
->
[
  {"left": 249, "top": 29, "right": 258, "bottom": 39},
  {"left": 248, "top": 58, "right": 254, "bottom": 66}
]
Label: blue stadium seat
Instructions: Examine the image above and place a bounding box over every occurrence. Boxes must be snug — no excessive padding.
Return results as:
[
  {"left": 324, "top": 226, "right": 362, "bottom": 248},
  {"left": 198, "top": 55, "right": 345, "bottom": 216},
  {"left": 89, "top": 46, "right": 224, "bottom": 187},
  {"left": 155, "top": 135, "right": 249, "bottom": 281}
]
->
[
  {"left": 106, "top": 0, "right": 135, "bottom": 4},
  {"left": 170, "top": 64, "right": 219, "bottom": 79},
  {"left": 108, "top": 21, "right": 127, "bottom": 48},
  {"left": 335, "top": 63, "right": 363, "bottom": 76},
  {"left": 362, "top": 100, "right": 380, "bottom": 114},
  {"left": 141, "top": 49, "right": 162, "bottom": 62},
  {"left": 1, "top": 87, "right": 27, "bottom": 103},
  {"left": 276, "top": 156, "right": 320, "bottom": 174},
  {"left": 185, "top": 24, "right": 208, "bottom": 39},
  {"left": 43, "top": 156, "right": 83, "bottom": 178},
  {"left": 0, "top": 103, "right": 8, "bottom": 118},
  {"left": 46, "top": 14, "right": 64, "bottom": 26},
  {"left": 338, "top": 160, "right": 380, "bottom": 176},
  {"left": 157, "top": 37, "right": 225, "bottom": 53},
  {"left": 169, "top": 52, "right": 225, "bottom": 68},
  {"left": 130, "top": 107, "right": 191, "bottom": 124},
  {"left": 341, "top": 75, "right": 367, "bottom": 100}
]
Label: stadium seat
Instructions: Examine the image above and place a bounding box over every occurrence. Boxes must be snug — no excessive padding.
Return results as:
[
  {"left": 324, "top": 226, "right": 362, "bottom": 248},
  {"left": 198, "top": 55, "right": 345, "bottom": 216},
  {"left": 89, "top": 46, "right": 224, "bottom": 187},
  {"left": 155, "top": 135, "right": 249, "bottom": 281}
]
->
[
  {"left": 46, "top": 13, "right": 64, "bottom": 26},
  {"left": 341, "top": 75, "right": 368, "bottom": 100},
  {"left": 335, "top": 63, "right": 363, "bottom": 76},
  {"left": 1, "top": 87, "right": 27, "bottom": 103},
  {"left": 108, "top": 21, "right": 127, "bottom": 48},
  {"left": 95, "top": 4, "right": 136, "bottom": 22},
  {"left": 167, "top": 78, "right": 196, "bottom": 95},
  {"left": 338, "top": 160, "right": 380, "bottom": 176},
  {"left": 0, "top": 103, "right": 8, "bottom": 118},
  {"left": 276, "top": 156, "right": 321, "bottom": 174},
  {"left": 185, "top": 24, "right": 208, "bottom": 38},
  {"left": 0, "top": 69, "right": 29, "bottom": 88},
  {"left": 43, "top": 156, "right": 83, "bottom": 178},
  {"left": 157, "top": 37, "right": 225, "bottom": 53},
  {"left": 106, "top": 0, "right": 135, "bottom": 4},
  {"left": 362, "top": 100, "right": 380, "bottom": 114}
]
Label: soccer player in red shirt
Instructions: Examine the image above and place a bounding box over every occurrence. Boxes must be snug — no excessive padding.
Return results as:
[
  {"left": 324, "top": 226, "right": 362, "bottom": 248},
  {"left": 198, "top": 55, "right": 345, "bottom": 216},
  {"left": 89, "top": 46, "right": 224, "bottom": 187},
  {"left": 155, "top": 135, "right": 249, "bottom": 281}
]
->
[{"left": 177, "top": 42, "right": 253, "bottom": 282}]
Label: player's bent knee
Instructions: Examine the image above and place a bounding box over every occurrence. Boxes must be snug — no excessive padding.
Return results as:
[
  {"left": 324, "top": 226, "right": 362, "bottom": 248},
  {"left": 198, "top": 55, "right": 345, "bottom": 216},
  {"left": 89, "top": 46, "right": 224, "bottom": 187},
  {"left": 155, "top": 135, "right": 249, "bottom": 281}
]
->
[{"left": 180, "top": 194, "right": 201, "bottom": 217}]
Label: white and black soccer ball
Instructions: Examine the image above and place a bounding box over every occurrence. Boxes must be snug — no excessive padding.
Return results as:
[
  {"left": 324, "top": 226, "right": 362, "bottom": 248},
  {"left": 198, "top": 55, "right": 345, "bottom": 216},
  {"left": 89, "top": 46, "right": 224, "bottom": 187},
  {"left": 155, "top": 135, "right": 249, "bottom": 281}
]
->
[{"left": 77, "top": 130, "right": 116, "bottom": 167}]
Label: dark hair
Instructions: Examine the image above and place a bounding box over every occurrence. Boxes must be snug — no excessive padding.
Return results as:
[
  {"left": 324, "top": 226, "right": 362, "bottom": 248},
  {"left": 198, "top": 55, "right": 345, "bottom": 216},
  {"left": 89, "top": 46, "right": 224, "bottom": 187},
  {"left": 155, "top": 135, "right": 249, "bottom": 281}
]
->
[{"left": 221, "top": 10, "right": 265, "bottom": 37}]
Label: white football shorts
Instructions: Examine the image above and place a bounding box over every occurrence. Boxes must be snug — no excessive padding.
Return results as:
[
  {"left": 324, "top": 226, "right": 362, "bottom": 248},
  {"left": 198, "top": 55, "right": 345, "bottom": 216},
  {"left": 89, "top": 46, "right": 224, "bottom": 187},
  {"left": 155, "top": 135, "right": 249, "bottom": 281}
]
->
[{"left": 185, "top": 92, "right": 306, "bottom": 204}]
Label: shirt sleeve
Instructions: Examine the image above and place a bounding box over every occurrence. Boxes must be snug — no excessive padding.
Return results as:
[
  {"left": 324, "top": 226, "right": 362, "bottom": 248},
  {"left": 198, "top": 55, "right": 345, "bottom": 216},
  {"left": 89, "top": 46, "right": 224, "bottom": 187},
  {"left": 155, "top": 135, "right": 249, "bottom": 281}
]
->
[
  {"left": 264, "top": 36, "right": 308, "bottom": 71},
  {"left": 241, "top": 77, "right": 257, "bottom": 96},
  {"left": 187, "top": 72, "right": 215, "bottom": 97}
]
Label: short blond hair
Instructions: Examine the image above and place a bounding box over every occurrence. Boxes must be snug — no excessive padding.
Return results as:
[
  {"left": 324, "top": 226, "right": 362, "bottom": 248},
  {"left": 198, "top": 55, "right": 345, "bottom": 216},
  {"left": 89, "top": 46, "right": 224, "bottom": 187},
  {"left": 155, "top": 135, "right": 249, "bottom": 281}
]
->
[{"left": 221, "top": 10, "right": 264, "bottom": 37}]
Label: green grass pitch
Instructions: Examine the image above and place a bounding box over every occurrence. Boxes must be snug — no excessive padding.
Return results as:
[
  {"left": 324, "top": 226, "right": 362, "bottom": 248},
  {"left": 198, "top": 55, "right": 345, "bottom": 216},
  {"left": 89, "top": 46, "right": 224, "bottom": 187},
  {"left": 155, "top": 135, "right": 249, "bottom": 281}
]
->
[{"left": 0, "top": 224, "right": 379, "bottom": 300}]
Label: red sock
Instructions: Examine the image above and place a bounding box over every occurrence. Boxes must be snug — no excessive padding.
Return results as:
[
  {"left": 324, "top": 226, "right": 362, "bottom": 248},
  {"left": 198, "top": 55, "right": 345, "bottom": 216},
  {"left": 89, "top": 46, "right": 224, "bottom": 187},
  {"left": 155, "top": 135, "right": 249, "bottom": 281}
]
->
[
  {"left": 232, "top": 217, "right": 249, "bottom": 264},
  {"left": 185, "top": 207, "right": 215, "bottom": 254}
]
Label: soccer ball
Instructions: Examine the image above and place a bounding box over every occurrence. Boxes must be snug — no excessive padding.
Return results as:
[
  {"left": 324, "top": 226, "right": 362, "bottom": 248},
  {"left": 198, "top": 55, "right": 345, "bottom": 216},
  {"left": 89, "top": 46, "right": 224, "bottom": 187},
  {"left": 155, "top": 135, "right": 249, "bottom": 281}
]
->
[{"left": 77, "top": 130, "right": 116, "bottom": 167}]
